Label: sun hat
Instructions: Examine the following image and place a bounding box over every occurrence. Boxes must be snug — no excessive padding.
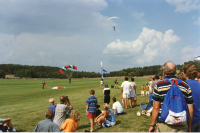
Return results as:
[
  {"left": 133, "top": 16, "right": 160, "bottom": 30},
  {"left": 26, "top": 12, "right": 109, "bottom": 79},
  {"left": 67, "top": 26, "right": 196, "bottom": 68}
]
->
[{"left": 49, "top": 98, "right": 54, "bottom": 103}]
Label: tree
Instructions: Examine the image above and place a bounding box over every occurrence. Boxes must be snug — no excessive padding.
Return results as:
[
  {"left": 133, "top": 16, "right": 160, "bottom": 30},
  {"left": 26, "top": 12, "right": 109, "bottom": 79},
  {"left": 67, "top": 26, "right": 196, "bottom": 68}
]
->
[{"left": 0, "top": 69, "right": 5, "bottom": 78}]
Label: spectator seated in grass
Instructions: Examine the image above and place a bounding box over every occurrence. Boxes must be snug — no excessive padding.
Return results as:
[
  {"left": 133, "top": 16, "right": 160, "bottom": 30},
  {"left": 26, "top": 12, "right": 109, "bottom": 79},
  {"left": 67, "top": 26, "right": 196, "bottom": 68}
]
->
[
  {"left": 60, "top": 111, "right": 81, "bottom": 132},
  {"left": 48, "top": 98, "right": 57, "bottom": 120},
  {"left": 94, "top": 103, "right": 116, "bottom": 128},
  {"left": 112, "top": 97, "right": 123, "bottom": 115},
  {"left": 34, "top": 109, "right": 60, "bottom": 132},
  {"left": 0, "top": 118, "right": 17, "bottom": 132},
  {"left": 53, "top": 95, "right": 73, "bottom": 128}
]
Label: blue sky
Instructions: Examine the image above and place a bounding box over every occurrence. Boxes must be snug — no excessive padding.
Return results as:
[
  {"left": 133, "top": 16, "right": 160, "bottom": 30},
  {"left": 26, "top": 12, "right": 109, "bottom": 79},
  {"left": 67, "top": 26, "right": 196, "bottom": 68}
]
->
[{"left": 0, "top": 0, "right": 200, "bottom": 72}]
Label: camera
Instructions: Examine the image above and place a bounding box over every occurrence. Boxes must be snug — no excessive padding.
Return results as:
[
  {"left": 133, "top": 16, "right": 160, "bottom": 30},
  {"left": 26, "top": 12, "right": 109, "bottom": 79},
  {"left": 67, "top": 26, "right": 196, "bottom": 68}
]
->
[{"left": 65, "top": 96, "right": 68, "bottom": 100}]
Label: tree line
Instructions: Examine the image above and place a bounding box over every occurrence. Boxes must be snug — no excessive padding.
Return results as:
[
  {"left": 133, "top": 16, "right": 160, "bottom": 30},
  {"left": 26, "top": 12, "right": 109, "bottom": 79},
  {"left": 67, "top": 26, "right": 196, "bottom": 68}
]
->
[{"left": 0, "top": 61, "right": 199, "bottom": 78}]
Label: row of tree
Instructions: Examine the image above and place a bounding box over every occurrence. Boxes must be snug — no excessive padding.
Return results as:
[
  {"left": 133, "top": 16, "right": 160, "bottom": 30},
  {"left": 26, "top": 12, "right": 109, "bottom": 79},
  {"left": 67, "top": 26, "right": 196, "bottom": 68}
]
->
[{"left": 0, "top": 61, "right": 199, "bottom": 78}]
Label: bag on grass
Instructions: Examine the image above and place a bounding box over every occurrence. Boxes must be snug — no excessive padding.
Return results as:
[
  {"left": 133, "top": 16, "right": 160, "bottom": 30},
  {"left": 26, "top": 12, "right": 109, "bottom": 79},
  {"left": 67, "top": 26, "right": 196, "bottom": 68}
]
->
[{"left": 160, "top": 78, "right": 188, "bottom": 125}]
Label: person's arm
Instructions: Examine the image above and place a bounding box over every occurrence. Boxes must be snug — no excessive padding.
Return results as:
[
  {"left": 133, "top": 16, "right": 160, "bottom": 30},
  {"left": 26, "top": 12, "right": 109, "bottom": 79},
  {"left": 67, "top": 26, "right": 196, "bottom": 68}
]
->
[
  {"left": 67, "top": 97, "right": 73, "bottom": 110},
  {"left": 113, "top": 109, "right": 117, "bottom": 115},
  {"left": 187, "top": 104, "right": 193, "bottom": 132},
  {"left": 149, "top": 101, "right": 160, "bottom": 132},
  {"left": 130, "top": 85, "right": 134, "bottom": 92},
  {"left": 86, "top": 105, "right": 89, "bottom": 115}
]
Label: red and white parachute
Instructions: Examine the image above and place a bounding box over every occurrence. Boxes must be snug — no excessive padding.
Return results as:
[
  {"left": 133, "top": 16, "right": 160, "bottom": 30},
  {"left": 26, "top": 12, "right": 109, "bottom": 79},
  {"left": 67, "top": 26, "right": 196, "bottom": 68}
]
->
[{"left": 59, "top": 65, "right": 77, "bottom": 74}]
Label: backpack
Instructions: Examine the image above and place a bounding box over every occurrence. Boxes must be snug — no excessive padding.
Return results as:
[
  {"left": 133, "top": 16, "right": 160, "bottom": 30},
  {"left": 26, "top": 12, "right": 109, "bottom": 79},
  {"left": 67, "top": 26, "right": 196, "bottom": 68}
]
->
[{"left": 160, "top": 78, "right": 188, "bottom": 125}]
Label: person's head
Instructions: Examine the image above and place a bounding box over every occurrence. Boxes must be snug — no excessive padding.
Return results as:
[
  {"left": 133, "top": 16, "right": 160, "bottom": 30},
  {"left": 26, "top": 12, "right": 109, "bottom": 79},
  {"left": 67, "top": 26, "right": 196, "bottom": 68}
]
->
[
  {"left": 60, "top": 95, "right": 67, "bottom": 103},
  {"left": 149, "top": 89, "right": 153, "bottom": 94},
  {"left": 112, "top": 97, "right": 116, "bottom": 103},
  {"left": 176, "top": 72, "right": 186, "bottom": 81},
  {"left": 183, "top": 64, "right": 198, "bottom": 80},
  {"left": 103, "top": 103, "right": 109, "bottom": 110},
  {"left": 89, "top": 89, "right": 95, "bottom": 95},
  {"left": 45, "top": 109, "right": 54, "bottom": 119},
  {"left": 49, "top": 98, "right": 54, "bottom": 104},
  {"left": 125, "top": 77, "right": 129, "bottom": 81},
  {"left": 70, "top": 110, "right": 81, "bottom": 122},
  {"left": 131, "top": 78, "right": 134, "bottom": 81},
  {"left": 155, "top": 75, "right": 159, "bottom": 80},
  {"left": 105, "top": 84, "right": 108, "bottom": 88},
  {"left": 161, "top": 61, "right": 176, "bottom": 76},
  {"left": 152, "top": 78, "right": 155, "bottom": 81}
]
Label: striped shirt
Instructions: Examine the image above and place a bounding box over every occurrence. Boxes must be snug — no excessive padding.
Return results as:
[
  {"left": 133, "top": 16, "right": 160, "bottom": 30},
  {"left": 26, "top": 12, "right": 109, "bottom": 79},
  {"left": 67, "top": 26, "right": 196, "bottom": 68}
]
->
[
  {"left": 152, "top": 76, "right": 194, "bottom": 123},
  {"left": 85, "top": 96, "right": 98, "bottom": 114}
]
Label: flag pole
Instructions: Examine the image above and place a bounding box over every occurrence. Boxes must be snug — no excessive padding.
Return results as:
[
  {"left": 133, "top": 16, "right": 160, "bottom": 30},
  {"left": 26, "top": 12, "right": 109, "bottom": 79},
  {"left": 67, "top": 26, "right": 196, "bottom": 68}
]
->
[{"left": 101, "top": 60, "right": 103, "bottom": 83}]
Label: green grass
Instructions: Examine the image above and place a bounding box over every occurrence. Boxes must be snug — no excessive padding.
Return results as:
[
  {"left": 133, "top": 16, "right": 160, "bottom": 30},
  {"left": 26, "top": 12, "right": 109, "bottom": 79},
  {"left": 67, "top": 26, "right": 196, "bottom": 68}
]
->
[{"left": 0, "top": 77, "right": 152, "bottom": 132}]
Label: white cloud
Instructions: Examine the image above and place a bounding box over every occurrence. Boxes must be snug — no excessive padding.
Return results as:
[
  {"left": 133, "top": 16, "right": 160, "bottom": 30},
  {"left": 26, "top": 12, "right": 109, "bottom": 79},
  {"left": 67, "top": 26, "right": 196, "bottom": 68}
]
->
[
  {"left": 166, "top": 0, "right": 200, "bottom": 13},
  {"left": 133, "top": 12, "right": 145, "bottom": 20},
  {"left": 103, "top": 27, "right": 180, "bottom": 64},
  {"left": 181, "top": 45, "right": 200, "bottom": 62}
]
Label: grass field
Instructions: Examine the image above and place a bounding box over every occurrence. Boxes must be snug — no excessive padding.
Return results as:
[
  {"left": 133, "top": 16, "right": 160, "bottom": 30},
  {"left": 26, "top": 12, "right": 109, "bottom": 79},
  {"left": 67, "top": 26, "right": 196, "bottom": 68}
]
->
[{"left": 0, "top": 77, "right": 152, "bottom": 132}]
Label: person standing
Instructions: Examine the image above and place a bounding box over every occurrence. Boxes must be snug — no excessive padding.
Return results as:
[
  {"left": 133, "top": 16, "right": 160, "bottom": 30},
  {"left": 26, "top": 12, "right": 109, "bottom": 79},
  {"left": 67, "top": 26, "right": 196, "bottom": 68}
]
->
[
  {"left": 130, "top": 78, "right": 136, "bottom": 107},
  {"left": 85, "top": 90, "right": 98, "bottom": 132},
  {"left": 149, "top": 61, "right": 194, "bottom": 132},
  {"left": 103, "top": 84, "right": 110, "bottom": 107},
  {"left": 42, "top": 80, "right": 46, "bottom": 89},
  {"left": 121, "top": 77, "right": 133, "bottom": 109},
  {"left": 183, "top": 64, "right": 200, "bottom": 132}
]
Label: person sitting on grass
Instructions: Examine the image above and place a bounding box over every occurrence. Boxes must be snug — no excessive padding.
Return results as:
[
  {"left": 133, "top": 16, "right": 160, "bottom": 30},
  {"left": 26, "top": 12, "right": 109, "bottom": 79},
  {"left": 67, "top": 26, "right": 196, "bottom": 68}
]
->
[
  {"left": 60, "top": 110, "right": 81, "bottom": 132},
  {"left": 94, "top": 103, "right": 116, "bottom": 128},
  {"left": 34, "top": 109, "right": 60, "bottom": 132},
  {"left": 0, "top": 118, "right": 17, "bottom": 132},
  {"left": 112, "top": 97, "right": 123, "bottom": 115}
]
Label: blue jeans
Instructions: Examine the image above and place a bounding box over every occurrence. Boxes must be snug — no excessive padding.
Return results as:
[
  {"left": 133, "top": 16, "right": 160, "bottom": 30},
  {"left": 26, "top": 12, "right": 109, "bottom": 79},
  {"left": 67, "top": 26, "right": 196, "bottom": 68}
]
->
[
  {"left": 102, "top": 120, "right": 116, "bottom": 128},
  {"left": 191, "top": 122, "right": 200, "bottom": 132}
]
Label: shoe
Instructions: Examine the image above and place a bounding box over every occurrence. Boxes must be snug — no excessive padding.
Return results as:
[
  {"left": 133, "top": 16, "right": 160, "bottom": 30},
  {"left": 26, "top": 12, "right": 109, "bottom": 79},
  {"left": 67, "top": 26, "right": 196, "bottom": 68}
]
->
[
  {"left": 85, "top": 129, "right": 94, "bottom": 132},
  {"left": 87, "top": 123, "right": 91, "bottom": 125}
]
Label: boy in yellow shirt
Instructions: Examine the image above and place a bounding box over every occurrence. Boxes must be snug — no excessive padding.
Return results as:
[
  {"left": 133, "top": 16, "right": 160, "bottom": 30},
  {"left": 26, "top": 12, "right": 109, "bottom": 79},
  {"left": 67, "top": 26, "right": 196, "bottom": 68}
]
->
[
  {"left": 141, "top": 84, "right": 145, "bottom": 97},
  {"left": 145, "top": 83, "right": 149, "bottom": 96}
]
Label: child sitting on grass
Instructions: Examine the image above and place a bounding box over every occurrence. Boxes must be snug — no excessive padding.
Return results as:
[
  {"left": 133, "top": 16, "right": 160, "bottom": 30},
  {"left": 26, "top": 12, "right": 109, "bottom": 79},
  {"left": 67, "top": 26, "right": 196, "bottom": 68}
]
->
[{"left": 60, "top": 111, "right": 81, "bottom": 132}]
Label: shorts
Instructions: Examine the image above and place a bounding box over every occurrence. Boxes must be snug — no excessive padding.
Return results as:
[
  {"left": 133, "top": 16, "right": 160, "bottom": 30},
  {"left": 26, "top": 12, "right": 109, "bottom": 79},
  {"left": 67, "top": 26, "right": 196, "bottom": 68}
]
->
[
  {"left": 123, "top": 92, "right": 130, "bottom": 98},
  {"left": 141, "top": 91, "right": 144, "bottom": 95},
  {"left": 146, "top": 91, "right": 149, "bottom": 95},
  {"left": 87, "top": 114, "right": 96, "bottom": 118}
]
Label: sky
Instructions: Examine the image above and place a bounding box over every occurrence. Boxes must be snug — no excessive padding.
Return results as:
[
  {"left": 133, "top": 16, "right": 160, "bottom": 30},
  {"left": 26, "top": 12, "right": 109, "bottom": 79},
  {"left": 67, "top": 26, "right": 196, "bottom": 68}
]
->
[{"left": 0, "top": 0, "right": 200, "bottom": 72}]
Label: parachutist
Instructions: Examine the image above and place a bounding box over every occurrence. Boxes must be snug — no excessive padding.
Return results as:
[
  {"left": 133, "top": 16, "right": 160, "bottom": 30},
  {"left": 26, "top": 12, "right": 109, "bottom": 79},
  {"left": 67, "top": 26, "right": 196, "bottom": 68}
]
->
[{"left": 113, "top": 26, "right": 115, "bottom": 31}]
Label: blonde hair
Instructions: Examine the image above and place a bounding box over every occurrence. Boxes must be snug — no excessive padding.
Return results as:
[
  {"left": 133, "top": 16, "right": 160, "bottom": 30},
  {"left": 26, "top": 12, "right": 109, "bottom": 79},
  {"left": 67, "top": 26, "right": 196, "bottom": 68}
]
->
[
  {"left": 103, "top": 103, "right": 109, "bottom": 110},
  {"left": 149, "top": 89, "right": 153, "bottom": 94},
  {"left": 70, "top": 111, "right": 81, "bottom": 122},
  {"left": 49, "top": 98, "right": 54, "bottom": 103}
]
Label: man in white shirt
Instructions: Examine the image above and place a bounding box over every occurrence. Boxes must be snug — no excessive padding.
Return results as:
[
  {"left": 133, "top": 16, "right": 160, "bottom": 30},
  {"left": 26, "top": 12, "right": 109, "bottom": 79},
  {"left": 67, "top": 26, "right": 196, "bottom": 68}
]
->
[
  {"left": 121, "top": 77, "right": 133, "bottom": 109},
  {"left": 112, "top": 97, "right": 123, "bottom": 115}
]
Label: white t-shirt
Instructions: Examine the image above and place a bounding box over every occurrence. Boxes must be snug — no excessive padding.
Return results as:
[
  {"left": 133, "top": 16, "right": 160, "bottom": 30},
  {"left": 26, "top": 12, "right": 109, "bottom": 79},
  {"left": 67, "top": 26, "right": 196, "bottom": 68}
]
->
[
  {"left": 121, "top": 81, "right": 133, "bottom": 94},
  {"left": 112, "top": 101, "right": 123, "bottom": 114},
  {"left": 103, "top": 88, "right": 110, "bottom": 93}
]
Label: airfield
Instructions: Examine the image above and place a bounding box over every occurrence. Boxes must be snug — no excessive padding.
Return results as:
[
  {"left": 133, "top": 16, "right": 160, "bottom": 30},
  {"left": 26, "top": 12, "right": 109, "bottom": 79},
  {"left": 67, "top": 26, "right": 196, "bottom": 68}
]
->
[{"left": 1, "top": 77, "right": 152, "bottom": 132}]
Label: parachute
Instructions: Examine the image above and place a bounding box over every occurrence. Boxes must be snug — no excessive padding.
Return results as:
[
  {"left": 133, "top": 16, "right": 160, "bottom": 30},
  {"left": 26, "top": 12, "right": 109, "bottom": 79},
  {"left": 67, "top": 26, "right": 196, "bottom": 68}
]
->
[
  {"left": 107, "top": 17, "right": 119, "bottom": 31},
  {"left": 194, "top": 56, "right": 200, "bottom": 63},
  {"left": 107, "top": 17, "right": 119, "bottom": 21},
  {"left": 59, "top": 65, "right": 77, "bottom": 74}
]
